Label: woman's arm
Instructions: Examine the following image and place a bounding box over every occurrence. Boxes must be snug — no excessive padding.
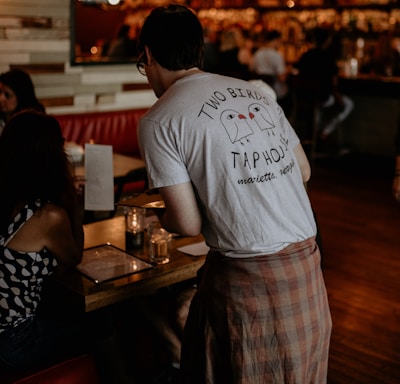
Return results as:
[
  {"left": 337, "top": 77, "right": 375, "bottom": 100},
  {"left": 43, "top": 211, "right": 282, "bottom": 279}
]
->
[{"left": 42, "top": 203, "right": 83, "bottom": 267}]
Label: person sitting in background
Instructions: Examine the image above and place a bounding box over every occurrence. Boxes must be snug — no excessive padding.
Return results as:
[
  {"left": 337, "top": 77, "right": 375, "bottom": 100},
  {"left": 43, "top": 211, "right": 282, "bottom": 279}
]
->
[
  {"left": 218, "top": 23, "right": 245, "bottom": 79},
  {"left": 0, "top": 68, "right": 45, "bottom": 135},
  {"left": 250, "top": 29, "right": 291, "bottom": 113},
  {"left": 203, "top": 26, "right": 221, "bottom": 73},
  {"left": 103, "top": 24, "right": 138, "bottom": 60},
  {"left": 392, "top": 37, "right": 400, "bottom": 76},
  {"left": 294, "top": 27, "right": 354, "bottom": 139},
  {"left": 0, "top": 111, "right": 85, "bottom": 373},
  {"left": 237, "top": 29, "right": 255, "bottom": 80}
]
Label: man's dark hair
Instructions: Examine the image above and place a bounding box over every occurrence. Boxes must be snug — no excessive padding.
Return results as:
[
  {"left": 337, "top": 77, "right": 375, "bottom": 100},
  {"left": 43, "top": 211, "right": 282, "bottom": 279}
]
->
[
  {"left": 137, "top": 4, "right": 204, "bottom": 70},
  {"left": 314, "top": 27, "right": 331, "bottom": 48},
  {"left": 264, "top": 29, "right": 281, "bottom": 42}
]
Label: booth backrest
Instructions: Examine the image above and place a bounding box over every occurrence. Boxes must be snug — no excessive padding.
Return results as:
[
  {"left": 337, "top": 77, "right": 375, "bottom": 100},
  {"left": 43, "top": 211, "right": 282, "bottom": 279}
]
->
[{"left": 54, "top": 108, "right": 148, "bottom": 158}]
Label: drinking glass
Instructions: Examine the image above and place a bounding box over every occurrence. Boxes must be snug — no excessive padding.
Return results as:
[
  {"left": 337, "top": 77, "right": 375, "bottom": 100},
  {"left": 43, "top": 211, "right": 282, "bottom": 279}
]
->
[
  {"left": 147, "top": 221, "right": 171, "bottom": 265},
  {"left": 125, "top": 207, "right": 145, "bottom": 251}
]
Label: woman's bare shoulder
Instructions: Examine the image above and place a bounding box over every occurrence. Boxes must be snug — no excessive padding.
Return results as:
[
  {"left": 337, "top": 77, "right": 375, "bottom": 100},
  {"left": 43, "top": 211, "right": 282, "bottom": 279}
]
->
[
  {"left": 36, "top": 203, "right": 68, "bottom": 224},
  {"left": 6, "top": 203, "right": 69, "bottom": 253}
]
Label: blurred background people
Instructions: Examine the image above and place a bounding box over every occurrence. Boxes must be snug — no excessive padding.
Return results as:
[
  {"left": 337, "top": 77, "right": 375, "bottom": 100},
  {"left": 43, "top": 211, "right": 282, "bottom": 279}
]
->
[
  {"left": 361, "top": 33, "right": 400, "bottom": 77},
  {"left": 218, "top": 23, "right": 245, "bottom": 78},
  {"left": 103, "top": 23, "right": 138, "bottom": 60},
  {"left": 392, "top": 37, "right": 400, "bottom": 76},
  {"left": 203, "top": 26, "right": 221, "bottom": 73},
  {"left": 294, "top": 27, "right": 354, "bottom": 140},
  {"left": 0, "top": 68, "right": 45, "bottom": 136},
  {"left": 250, "top": 29, "right": 291, "bottom": 113},
  {"left": 392, "top": 109, "right": 400, "bottom": 202},
  {"left": 0, "top": 111, "right": 85, "bottom": 374},
  {"left": 237, "top": 29, "right": 255, "bottom": 80}
]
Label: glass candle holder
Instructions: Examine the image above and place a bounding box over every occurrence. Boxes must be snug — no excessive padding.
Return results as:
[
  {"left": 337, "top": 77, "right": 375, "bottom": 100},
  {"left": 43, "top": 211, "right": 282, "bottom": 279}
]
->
[
  {"left": 147, "top": 221, "right": 171, "bottom": 265},
  {"left": 125, "top": 207, "right": 145, "bottom": 251}
]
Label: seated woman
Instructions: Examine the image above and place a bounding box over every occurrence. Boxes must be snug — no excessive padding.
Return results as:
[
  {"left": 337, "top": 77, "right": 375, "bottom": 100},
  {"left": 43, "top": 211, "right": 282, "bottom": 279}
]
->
[
  {"left": 0, "top": 110, "right": 85, "bottom": 373},
  {"left": 0, "top": 68, "right": 45, "bottom": 136}
]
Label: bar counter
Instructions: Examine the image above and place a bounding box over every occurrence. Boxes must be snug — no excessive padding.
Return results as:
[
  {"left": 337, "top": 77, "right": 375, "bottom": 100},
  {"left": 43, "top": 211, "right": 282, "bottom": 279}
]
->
[
  {"left": 339, "top": 73, "right": 400, "bottom": 99},
  {"left": 333, "top": 73, "right": 399, "bottom": 157}
]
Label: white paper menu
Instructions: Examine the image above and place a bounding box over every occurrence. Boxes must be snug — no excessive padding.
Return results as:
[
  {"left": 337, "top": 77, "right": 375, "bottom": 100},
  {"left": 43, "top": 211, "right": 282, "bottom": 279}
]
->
[
  {"left": 84, "top": 144, "right": 114, "bottom": 211},
  {"left": 177, "top": 241, "right": 210, "bottom": 257}
]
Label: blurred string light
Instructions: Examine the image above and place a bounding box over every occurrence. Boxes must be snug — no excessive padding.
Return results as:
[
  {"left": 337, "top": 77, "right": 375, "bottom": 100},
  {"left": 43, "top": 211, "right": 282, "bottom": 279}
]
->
[
  {"left": 78, "top": 0, "right": 123, "bottom": 5},
  {"left": 78, "top": 0, "right": 127, "bottom": 11},
  {"left": 79, "top": 0, "right": 188, "bottom": 6},
  {"left": 198, "top": 7, "right": 258, "bottom": 30},
  {"left": 82, "top": 0, "right": 120, "bottom": 3}
]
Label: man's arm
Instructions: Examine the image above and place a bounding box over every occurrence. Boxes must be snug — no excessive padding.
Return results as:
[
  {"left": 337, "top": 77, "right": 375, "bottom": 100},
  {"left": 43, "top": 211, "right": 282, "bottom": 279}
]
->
[
  {"left": 293, "top": 143, "right": 311, "bottom": 183},
  {"left": 156, "top": 182, "right": 202, "bottom": 237}
]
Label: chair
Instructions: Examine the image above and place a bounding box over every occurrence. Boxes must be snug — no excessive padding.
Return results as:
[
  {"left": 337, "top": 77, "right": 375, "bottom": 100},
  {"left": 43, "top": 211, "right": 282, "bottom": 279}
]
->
[
  {"left": 114, "top": 166, "right": 148, "bottom": 203},
  {"left": 111, "top": 166, "right": 149, "bottom": 219}
]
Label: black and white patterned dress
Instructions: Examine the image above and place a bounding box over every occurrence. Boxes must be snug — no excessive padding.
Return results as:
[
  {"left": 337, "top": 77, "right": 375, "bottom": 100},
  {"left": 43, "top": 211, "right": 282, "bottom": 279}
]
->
[{"left": 0, "top": 200, "right": 58, "bottom": 334}]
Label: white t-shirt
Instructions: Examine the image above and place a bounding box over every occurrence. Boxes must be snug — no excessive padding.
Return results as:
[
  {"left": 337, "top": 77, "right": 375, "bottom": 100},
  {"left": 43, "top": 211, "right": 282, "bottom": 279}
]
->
[
  {"left": 138, "top": 73, "right": 316, "bottom": 257},
  {"left": 251, "top": 48, "right": 285, "bottom": 75},
  {"left": 251, "top": 48, "right": 288, "bottom": 98}
]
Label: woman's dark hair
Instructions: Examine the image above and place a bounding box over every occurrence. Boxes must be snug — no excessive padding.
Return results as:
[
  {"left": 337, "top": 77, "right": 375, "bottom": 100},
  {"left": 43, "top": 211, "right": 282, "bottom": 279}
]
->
[
  {"left": 0, "top": 68, "right": 45, "bottom": 115},
  {"left": 137, "top": 4, "right": 204, "bottom": 70},
  {"left": 0, "top": 110, "right": 75, "bottom": 234}
]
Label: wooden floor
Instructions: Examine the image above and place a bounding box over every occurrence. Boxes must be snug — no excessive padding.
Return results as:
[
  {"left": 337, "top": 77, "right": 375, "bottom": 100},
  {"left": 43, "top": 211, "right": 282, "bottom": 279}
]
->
[
  {"left": 130, "top": 154, "right": 400, "bottom": 384},
  {"left": 307, "top": 155, "right": 400, "bottom": 384}
]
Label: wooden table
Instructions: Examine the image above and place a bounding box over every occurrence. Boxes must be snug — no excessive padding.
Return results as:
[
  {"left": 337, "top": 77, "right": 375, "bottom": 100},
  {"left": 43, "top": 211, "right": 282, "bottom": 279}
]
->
[
  {"left": 52, "top": 216, "right": 206, "bottom": 313},
  {"left": 74, "top": 153, "right": 145, "bottom": 181}
]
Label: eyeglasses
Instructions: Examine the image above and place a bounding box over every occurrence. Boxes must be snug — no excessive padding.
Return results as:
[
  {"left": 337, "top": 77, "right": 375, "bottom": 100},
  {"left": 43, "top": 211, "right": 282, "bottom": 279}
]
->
[{"left": 136, "top": 53, "right": 146, "bottom": 76}]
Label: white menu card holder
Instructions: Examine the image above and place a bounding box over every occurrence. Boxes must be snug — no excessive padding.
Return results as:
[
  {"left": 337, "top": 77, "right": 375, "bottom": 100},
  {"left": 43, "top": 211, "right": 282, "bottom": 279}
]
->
[{"left": 84, "top": 144, "right": 114, "bottom": 211}]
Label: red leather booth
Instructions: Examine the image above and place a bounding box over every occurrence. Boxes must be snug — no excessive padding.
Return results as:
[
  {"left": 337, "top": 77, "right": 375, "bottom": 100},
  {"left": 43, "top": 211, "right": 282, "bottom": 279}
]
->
[
  {"left": 55, "top": 108, "right": 149, "bottom": 202},
  {"left": 54, "top": 107, "right": 148, "bottom": 158}
]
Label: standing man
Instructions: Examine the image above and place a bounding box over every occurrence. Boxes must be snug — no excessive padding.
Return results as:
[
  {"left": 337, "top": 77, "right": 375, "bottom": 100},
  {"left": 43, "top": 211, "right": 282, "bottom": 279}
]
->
[
  {"left": 250, "top": 29, "right": 290, "bottom": 111},
  {"left": 137, "top": 5, "right": 331, "bottom": 383}
]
